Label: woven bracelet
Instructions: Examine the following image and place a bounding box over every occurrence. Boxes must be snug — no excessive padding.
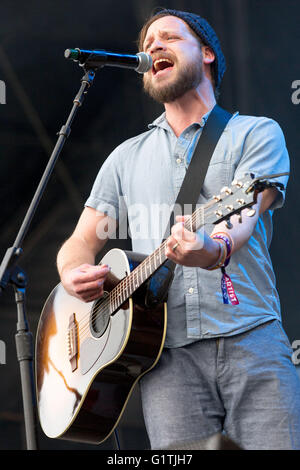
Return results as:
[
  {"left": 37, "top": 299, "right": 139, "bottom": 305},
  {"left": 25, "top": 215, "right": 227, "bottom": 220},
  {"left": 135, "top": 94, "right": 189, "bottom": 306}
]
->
[
  {"left": 212, "top": 232, "right": 233, "bottom": 268},
  {"left": 206, "top": 239, "right": 227, "bottom": 271}
]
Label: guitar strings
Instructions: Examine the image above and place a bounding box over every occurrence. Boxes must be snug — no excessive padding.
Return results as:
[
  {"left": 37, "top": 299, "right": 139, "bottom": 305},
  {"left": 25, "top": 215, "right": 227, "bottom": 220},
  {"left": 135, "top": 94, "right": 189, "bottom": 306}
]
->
[
  {"left": 76, "top": 204, "right": 209, "bottom": 340},
  {"left": 76, "top": 210, "right": 199, "bottom": 339},
  {"left": 76, "top": 205, "right": 209, "bottom": 340},
  {"left": 77, "top": 239, "right": 169, "bottom": 340},
  {"left": 77, "top": 226, "right": 186, "bottom": 339}
]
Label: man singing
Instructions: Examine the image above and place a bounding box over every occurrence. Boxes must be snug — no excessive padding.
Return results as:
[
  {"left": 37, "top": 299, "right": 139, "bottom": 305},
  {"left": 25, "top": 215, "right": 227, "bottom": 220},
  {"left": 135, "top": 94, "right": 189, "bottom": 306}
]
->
[{"left": 56, "top": 9, "right": 300, "bottom": 449}]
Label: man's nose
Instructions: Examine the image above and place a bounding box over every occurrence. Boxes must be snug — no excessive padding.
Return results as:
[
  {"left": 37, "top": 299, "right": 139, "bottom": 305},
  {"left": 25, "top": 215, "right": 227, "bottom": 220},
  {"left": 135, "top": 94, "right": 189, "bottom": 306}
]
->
[{"left": 149, "top": 39, "right": 167, "bottom": 54}]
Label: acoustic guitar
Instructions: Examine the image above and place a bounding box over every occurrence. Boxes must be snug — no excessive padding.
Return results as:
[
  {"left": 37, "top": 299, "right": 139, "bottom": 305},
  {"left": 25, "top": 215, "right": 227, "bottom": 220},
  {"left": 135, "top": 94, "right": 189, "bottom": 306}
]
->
[{"left": 35, "top": 174, "right": 283, "bottom": 444}]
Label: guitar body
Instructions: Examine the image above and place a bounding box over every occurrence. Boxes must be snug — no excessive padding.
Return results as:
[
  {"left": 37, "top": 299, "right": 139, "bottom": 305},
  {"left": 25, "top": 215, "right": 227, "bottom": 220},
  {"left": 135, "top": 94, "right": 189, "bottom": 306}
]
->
[{"left": 35, "top": 248, "right": 167, "bottom": 444}]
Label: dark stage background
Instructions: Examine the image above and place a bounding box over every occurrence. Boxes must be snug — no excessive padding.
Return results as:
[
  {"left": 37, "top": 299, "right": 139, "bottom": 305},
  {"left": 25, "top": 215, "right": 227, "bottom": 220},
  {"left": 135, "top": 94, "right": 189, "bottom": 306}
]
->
[{"left": 0, "top": 0, "right": 299, "bottom": 450}]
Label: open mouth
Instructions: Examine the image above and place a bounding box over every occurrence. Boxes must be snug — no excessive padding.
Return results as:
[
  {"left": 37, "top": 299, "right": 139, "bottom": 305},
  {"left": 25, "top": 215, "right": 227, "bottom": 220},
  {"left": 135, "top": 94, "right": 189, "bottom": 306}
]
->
[{"left": 152, "top": 58, "right": 174, "bottom": 76}]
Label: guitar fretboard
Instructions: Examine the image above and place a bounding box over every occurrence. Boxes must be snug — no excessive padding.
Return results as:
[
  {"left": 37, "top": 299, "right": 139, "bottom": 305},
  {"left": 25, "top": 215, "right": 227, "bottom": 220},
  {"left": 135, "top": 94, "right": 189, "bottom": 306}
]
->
[{"left": 109, "top": 205, "right": 207, "bottom": 313}]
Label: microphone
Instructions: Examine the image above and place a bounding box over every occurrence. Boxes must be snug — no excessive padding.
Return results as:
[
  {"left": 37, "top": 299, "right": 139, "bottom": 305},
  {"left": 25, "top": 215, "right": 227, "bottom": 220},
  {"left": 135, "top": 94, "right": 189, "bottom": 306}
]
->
[{"left": 64, "top": 48, "right": 152, "bottom": 74}]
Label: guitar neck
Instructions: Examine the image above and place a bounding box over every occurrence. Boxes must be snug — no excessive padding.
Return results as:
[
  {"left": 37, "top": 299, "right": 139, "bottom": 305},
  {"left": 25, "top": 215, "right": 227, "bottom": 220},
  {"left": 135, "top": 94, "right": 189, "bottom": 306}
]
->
[
  {"left": 109, "top": 241, "right": 168, "bottom": 313},
  {"left": 109, "top": 204, "right": 210, "bottom": 313}
]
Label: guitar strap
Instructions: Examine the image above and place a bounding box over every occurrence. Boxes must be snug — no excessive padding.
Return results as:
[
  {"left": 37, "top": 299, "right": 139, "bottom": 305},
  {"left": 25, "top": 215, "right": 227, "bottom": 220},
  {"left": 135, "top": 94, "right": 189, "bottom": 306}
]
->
[{"left": 162, "top": 104, "right": 233, "bottom": 242}]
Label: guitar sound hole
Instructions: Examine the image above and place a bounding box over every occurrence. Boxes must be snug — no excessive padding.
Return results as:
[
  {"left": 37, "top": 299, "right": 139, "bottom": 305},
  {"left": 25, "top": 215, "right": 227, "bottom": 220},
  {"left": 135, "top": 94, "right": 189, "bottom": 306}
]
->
[{"left": 90, "top": 292, "right": 111, "bottom": 338}]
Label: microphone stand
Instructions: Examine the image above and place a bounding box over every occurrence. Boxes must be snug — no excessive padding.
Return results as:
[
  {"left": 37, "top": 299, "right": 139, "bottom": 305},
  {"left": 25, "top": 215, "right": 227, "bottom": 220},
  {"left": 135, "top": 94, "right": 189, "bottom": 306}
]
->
[{"left": 0, "top": 65, "right": 98, "bottom": 450}]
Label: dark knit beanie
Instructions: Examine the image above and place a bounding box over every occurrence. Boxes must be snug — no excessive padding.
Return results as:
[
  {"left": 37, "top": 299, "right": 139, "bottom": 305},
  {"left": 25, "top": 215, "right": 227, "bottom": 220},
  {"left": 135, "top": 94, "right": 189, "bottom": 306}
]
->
[{"left": 154, "top": 9, "right": 226, "bottom": 92}]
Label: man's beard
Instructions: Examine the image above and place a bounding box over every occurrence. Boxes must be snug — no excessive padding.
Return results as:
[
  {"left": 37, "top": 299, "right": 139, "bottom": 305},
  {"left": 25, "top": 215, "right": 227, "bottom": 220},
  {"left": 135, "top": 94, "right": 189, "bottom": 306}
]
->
[{"left": 143, "top": 59, "right": 204, "bottom": 104}]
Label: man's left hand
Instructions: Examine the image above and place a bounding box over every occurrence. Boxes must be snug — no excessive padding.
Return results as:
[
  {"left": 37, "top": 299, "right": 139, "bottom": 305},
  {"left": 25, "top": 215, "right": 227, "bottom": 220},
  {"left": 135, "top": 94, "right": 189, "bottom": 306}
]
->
[{"left": 165, "top": 216, "right": 220, "bottom": 268}]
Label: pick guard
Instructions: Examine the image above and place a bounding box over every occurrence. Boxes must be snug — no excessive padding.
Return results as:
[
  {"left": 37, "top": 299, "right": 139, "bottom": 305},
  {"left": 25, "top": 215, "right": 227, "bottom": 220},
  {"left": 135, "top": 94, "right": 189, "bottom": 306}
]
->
[{"left": 80, "top": 321, "right": 111, "bottom": 375}]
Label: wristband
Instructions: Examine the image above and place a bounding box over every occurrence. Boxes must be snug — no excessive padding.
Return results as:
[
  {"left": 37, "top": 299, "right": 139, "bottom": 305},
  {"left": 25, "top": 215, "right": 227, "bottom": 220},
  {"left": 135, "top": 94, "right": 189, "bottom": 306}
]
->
[{"left": 208, "top": 232, "right": 239, "bottom": 306}]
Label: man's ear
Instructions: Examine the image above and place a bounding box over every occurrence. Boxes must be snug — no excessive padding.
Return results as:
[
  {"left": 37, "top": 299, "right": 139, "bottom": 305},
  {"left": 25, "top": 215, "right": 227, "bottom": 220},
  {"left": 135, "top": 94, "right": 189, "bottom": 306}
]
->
[{"left": 202, "top": 45, "right": 215, "bottom": 65}]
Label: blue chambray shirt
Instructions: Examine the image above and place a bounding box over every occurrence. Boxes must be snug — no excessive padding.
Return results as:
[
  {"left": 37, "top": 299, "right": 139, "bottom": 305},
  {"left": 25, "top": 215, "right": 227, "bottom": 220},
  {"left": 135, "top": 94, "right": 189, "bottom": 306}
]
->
[{"left": 85, "top": 110, "right": 290, "bottom": 348}]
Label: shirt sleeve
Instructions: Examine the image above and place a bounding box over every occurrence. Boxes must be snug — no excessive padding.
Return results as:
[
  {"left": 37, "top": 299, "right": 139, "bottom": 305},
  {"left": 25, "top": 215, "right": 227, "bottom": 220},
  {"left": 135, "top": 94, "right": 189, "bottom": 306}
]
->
[
  {"left": 233, "top": 118, "right": 290, "bottom": 210},
  {"left": 85, "top": 146, "right": 127, "bottom": 222}
]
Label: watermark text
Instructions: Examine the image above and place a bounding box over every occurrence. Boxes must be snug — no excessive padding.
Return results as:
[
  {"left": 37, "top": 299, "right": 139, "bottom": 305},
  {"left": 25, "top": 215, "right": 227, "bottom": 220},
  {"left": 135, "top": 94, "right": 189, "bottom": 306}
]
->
[
  {"left": 0, "top": 80, "right": 6, "bottom": 104},
  {"left": 94, "top": 198, "right": 205, "bottom": 248},
  {"left": 291, "top": 80, "right": 300, "bottom": 105},
  {"left": 0, "top": 340, "right": 6, "bottom": 365},
  {"left": 292, "top": 340, "right": 300, "bottom": 365}
]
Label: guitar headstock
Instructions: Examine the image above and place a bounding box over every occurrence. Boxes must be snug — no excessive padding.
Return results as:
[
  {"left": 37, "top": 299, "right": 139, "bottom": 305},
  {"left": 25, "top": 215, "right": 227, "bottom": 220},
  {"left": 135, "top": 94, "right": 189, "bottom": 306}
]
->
[{"left": 199, "top": 172, "right": 288, "bottom": 228}]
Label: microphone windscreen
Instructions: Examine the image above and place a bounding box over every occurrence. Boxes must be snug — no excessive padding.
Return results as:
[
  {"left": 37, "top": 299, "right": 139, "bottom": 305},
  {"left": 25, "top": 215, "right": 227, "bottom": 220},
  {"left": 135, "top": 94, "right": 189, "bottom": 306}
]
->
[{"left": 136, "top": 52, "right": 152, "bottom": 74}]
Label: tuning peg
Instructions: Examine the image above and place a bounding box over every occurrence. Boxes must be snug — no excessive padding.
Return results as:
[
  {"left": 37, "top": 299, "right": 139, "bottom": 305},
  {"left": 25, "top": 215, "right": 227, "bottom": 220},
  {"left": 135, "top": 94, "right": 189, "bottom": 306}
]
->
[
  {"left": 221, "top": 186, "right": 233, "bottom": 195},
  {"left": 246, "top": 209, "right": 256, "bottom": 217},
  {"left": 232, "top": 180, "right": 244, "bottom": 188},
  {"left": 237, "top": 199, "right": 245, "bottom": 206},
  {"left": 225, "top": 219, "right": 233, "bottom": 229}
]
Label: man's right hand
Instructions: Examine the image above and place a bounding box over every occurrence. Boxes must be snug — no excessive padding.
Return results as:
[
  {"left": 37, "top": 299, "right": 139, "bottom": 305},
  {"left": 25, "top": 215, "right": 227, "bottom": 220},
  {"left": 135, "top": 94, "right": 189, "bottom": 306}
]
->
[{"left": 61, "top": 263, "right": 111, "bottom": 303}]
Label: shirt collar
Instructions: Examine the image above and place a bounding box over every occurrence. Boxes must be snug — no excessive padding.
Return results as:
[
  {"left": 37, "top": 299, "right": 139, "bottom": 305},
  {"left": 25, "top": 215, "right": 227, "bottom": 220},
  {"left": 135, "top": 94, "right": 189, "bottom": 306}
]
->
[{"left": 148, "top": 108, "right": 214, "bottom": 132}]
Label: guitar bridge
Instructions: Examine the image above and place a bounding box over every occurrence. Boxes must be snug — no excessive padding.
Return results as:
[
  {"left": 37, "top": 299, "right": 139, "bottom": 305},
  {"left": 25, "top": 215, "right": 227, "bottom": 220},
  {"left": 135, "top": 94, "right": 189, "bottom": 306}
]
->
[{"left": 67, "top": 313, "right": 78, "bottom": 372}]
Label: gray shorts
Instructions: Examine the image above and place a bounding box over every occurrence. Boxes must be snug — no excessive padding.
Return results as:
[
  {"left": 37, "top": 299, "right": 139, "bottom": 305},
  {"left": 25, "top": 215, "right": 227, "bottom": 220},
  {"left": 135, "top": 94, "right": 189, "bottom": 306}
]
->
[{"left": 139, "top": 320, "right": 300, "bottom": 450}]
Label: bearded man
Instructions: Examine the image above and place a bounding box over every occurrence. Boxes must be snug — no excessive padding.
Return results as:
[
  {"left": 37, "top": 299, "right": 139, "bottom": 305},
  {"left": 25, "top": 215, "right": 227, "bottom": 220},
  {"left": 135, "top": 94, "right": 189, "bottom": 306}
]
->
[{"left": 56, "top": 9, "right": 300, "bottom": 450}]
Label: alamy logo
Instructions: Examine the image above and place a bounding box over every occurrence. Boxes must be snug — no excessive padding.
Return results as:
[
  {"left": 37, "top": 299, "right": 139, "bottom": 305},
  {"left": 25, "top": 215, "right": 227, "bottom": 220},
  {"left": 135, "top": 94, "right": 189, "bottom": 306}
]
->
[
  {"left": 291, "top": 80, "right": 300, "bottom": 105},
  {"left": 292, "top": 340, "right": 300, "bottom": 365},
  {"left": 0, "top": 340, "right": 6, "bottom": 365},
  {"left": 0, "top": 80, "right": 6, "bottom": 104}
]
